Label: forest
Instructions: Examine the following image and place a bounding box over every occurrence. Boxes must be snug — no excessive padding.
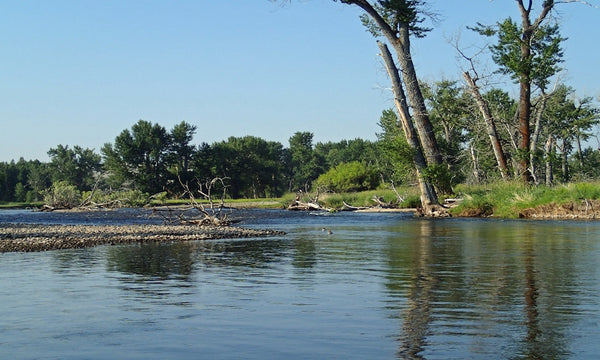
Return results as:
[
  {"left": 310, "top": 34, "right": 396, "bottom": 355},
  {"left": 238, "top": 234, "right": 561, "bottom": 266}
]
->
[{"left": 1, "top": 1, "right": 600, "bottom": 212}]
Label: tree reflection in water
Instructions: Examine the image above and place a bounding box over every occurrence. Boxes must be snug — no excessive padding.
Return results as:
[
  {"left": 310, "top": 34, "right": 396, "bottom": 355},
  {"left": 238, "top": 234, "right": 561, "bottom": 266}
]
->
[{"left": 384, "top": 219, "right": 589, "bottom": 359}]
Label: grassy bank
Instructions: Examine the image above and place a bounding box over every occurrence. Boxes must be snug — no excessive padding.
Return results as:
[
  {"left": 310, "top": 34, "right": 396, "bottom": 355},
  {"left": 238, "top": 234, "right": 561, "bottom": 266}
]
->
[
  {"left": 0, "top": 202, "right": 43, "bottom": 209},
  {"left": 450, "top": 181, "right": 600, "bottom": 218}
]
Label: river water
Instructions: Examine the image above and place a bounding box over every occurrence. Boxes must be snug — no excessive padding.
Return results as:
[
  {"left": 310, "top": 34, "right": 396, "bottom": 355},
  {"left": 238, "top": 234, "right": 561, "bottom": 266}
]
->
[{"left": 1, "top": 209, "right": 599, "bottom": 359}]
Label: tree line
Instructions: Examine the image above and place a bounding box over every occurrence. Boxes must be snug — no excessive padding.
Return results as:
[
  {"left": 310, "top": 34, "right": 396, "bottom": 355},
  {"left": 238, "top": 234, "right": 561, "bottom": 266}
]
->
[
  {"left": 1, "top": 75, "right": 598, "bottom": 205},
  {"left": 0, "top": 120, "right": 383, "bottom": 204}
]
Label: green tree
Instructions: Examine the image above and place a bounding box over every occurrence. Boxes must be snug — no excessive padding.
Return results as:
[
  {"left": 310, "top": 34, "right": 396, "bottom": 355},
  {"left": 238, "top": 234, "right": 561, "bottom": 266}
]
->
[
  {"left": 288, "top": 132, "right": 321, "bottom": 192},
  {"left": 472, "top": 1, "right": 565, "bottom": 182},
  {"left": 48, "top": 145, "right": 102, "bottom": 191},
  {"left": 211, "top": 136, "right": 287, "bottom": 198},
  {"left": 102, "top": 120, "right": 170, "bottom": 194},
  {"left": 543, "top": 85, "right": 600, "bottom": 182},
  {"left": 376, "top": 109, "right": 415, "bottom": 184},
  {"left": 166, "top": 121, "right": 198, "bottom": 193}
]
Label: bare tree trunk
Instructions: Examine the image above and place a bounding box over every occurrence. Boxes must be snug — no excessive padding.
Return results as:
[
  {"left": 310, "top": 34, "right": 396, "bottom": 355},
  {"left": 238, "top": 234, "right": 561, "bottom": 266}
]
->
[
  {"left": 544, "top": 135, "right": 554, "bottom": 186},
  {"left": 516, "top": 0, "right": 554, "bottom": 183},
  {"left": 394, "top": 26, "right": 443, "bottom": 167},
  {"left": 470, "top": 144, "right": 481, "bottom": 184},
  {"left": 378, "top": 41, "right": 445, "bottom": 216},
  {"left": 575, "top": 133, "right": 584, "bottom": 167},
  {"left": 560, "top": 141, "right": 569, "bottom": 183},
  {"left": 340, "top": 1, "right": 442, "bottom": 167},
  {"left": 463, "top": 71, "right": 509, "bottom": 180},
  {"left": 518, "top": 77, "right": 533, "bottom": 182},
  {"left": 529, "top": 92, "right": 549, "bottom": 184}
]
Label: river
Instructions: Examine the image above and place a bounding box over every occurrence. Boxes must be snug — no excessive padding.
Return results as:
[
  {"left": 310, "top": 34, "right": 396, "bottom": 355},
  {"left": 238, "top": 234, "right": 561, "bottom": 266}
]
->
[{"left": 1, "top": 209, "right": 599, "bottom": 359}]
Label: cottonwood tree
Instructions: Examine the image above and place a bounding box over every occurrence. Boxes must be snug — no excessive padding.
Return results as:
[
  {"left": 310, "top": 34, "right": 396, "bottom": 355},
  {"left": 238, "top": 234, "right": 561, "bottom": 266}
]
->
[
  {"left": 102, "top": 120, "right": 171, "bottom": 194},
  {"left": 334, "top": 0, "right": 449, "bottom": 215},
  {"left": 472, "top": 0, "right": 566, "bottom": 182},
  {"left": 47, "top": 145, "right": 102, "bottom": 191}
]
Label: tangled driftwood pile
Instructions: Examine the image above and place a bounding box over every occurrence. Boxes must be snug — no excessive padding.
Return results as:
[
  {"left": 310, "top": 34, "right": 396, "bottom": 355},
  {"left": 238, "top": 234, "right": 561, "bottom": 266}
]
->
[{"left": 0, "top": 223, "right": 285, "bottom": 253}]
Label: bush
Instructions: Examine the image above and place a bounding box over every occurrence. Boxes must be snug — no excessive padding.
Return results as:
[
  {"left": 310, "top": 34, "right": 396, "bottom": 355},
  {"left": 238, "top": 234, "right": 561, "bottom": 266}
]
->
[
  {"left": 315, "top": 161, "right": 380, "bottom": 193},
  {"left": 44, "top": 181, "right": 81, "bottom": 209},
  {"left": 80, "top": 189, "right": 152, "bottom": 207}
]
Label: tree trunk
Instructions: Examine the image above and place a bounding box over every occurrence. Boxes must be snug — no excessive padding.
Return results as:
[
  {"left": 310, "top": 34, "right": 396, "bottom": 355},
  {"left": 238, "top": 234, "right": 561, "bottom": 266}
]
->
[
  {"left": 544, "top": 135, "right": 554, "bottom": 186},
  {"left": 394, "top": 26, "right": 443, "bottom": 167},
  {"left": 377, "top": 41, "right": 445, "bottom": 216},
  {"left": 518, "top": 75, "right": 533, "bottom": 182},
  {"left": 575, "top": 133, "right": 584, "bottom": 167},
  {"left": 463, "top": 71, "right": 509, "bottom": 180},
  {"left": 560, "top": 141, "right": 569, "bottom": 183},
  {"left": 470, "top": 144, "right": 481, "bottom": 184},
  {"left": 529, "top": 92, "right": 548, "bottom": 184},
  {"left": 515, "top": 0, "right": 554, "bottom": 183}
]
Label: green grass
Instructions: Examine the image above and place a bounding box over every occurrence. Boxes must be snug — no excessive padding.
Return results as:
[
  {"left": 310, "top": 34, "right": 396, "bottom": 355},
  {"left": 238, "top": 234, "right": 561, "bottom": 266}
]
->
[
  {"left": 451, "top": 181, "right": 600, "bottom": 218},
  {"left": 0, "top": 201, "right": 43, "bottom": 209}
]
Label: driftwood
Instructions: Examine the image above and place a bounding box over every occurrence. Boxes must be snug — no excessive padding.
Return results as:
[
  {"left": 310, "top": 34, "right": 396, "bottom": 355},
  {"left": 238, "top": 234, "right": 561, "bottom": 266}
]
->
[
  {"left": 149, "top": 176, "right": 231, "bottom": 226},
  {"left": 287, "top": 190, "right": 334, "bottom": 212},
  {"left": 340, "top": 201, "right": 369, "bottom": 211},
  {"left": 164, "top": 176, "right": 231, "bottom": 226}
]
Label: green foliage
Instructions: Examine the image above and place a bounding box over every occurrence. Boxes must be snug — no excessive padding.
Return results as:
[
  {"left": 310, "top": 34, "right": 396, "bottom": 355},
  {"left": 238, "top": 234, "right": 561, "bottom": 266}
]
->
[
  {"left": 48, "top": 145, "right": 101, "bottom": 191},
  {"left": 288, "top": 132, "right": 321, "bottom": 192},
  {"left": 354, "top": 0, "right": 432, "bottom": 38},
  {"left": 14, "top": 182, "right": 26, "bottom": 202},
  {"left": 102, "top": 120, "right": 170, "bottom": 194},
  {"left": 376, "top": 109, "right": 415, "bottom": 184},
  {"left": 43, "top": 181, "right": 81, "bottom": 209},
  {"left": 422, "top": 163, "right": 452, "bottom": 194},
  {"left": 80, "top": 189, "right": 152, "bottom": 207},
  {"left": 211, "top": 136, "right": 287, "bottom": 198},
  {"left": 471, "top": 19, "right": 565, "bottom": 89},
  {"left": 315, "top": 161, "right": 380, "bottom": 193}
]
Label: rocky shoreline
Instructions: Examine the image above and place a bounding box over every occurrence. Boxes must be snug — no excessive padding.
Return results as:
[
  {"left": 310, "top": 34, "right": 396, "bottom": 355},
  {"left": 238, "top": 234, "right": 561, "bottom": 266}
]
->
[{"left": 0, "top": 223, "right": 285, "bottom": 253}]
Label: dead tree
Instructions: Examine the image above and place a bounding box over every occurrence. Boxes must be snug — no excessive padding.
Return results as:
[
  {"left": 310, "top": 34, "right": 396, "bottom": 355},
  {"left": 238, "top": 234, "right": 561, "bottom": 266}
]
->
[{"left": 152, "top": 176, "right": 231, "bottom": 226}]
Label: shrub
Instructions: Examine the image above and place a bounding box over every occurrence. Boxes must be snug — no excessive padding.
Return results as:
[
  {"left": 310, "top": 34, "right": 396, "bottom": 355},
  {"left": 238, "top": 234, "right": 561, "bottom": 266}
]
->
[
  {"left": 44, "top": 181, "right": 81, "bottom": 209},
  {"left": 315, "top": 161, "right": 379, "bottom": 193}
]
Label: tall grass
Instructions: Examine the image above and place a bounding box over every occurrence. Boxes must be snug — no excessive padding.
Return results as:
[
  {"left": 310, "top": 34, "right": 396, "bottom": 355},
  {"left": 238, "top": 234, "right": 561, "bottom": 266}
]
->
[{"left": 451, "top": 181, "right": 600, "bottom": 218}]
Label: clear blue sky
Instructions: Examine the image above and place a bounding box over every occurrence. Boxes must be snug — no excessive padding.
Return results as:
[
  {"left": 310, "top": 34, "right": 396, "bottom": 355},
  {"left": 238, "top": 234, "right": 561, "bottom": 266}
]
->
[{"left": 1, "top": 0, "right": 598, "bottom": 162}]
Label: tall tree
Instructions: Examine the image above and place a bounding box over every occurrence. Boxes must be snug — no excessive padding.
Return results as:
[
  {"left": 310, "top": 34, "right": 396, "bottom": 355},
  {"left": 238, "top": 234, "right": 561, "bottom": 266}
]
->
[
  {"left": 102, "top": 120, "right": 170, "bottom": 194},
  {"left": 473, "top": 1, "right": 564, "bottom": 182},
  {"left": 340, "top": 0, "right": 443, "bottom": 167},
  {"left": 167, "top": 121, "right": 198, "bottom": 192},
  {"left": 377, "top": 41, "right": 440, "bottom": 213},
  {"left": 48, "top": 145, "right": 102, "bottom": 191},
  {"left": 288, "top": 132, "right": 321, "bottom": 192},
  {"left": 333, "top": 0, "right": 449, "bottom": 214},
  {"left": 462, "top": 72, "right": 510, "bottom": 179}
]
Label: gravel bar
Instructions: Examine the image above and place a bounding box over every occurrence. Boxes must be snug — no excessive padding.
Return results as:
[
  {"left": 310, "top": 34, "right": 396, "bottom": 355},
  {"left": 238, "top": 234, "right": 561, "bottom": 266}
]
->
[{"left": 0, "top": 223, "right": 286, "bottom": 253}]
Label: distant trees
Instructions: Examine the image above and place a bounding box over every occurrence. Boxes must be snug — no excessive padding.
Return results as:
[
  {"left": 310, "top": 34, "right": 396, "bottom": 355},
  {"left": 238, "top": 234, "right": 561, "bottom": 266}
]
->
[
  {"left": 211, "top": 136, "right": 287, "bottom": 198},
  {"left": 102, "top": 120, "right": 171, "bottom": 194},
  {"left": 48, "top": 145, "right": 102, "bottom": 191},
  {"left": 0, "top": 159, "right": 49, "bottom": 203}
]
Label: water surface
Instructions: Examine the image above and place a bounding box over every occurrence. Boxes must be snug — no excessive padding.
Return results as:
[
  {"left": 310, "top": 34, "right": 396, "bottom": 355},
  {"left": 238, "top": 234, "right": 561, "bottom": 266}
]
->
[{"left": 1, "top": 209, "right": 598, "bottom": 359}]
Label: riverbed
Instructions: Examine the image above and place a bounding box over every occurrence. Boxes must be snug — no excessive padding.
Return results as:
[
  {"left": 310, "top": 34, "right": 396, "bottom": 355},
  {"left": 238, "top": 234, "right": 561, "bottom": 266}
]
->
[{"left": 1, "top": 208, "right": 599, "bottom": 359}]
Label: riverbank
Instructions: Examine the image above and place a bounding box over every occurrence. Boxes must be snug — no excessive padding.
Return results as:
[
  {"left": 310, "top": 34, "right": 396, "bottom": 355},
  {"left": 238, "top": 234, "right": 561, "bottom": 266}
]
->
[{"left": 0, "top": 223, "right": 285, "bottom": 253}]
